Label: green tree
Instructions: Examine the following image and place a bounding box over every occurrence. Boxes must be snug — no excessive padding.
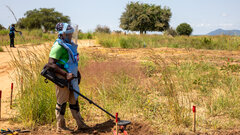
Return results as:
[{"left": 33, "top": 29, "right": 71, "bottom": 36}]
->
[
  {"left": 0, "top": 24, "right": 6, "bottom": 30},
  {"left": 95, "top": 25, "right": 111, "bottom": 33},
  {"left": 176, "top": 23, "right": 193, "bottom": 36},
  {"left": 17, "top": 8, "right": 70, "bottom": 31},
  {"left": 120, "top": 2, "right": 171, "bottom": 34}
]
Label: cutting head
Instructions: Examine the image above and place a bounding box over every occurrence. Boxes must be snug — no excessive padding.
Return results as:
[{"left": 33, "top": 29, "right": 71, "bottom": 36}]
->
[{"left": 118, "top": 120, "right": 131, "bottom": 126}]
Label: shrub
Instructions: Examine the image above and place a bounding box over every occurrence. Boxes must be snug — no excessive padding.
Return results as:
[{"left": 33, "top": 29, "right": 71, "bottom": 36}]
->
[
  {"left": 87, "top": 32, "right": 93, "bottom": 39},
  {"left": 95, "top": 25, "right": 111, "bottom": 34},
  {"left": 164, "top": 27, "right": 178, "bottom": 37},
  {"left": 120, "top": 37, "right": 143, "bottom": 48},
  {"left": 176, "top": 23, "right": 193, "bottom": 36},
  {"left": 78, "top": 33, "right": 85, "bottom": 39}
]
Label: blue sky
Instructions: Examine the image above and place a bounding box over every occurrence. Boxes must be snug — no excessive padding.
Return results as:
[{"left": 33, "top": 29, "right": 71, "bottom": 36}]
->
[{"left": 0, "top": 0, "right": 239, "bottom": 35}]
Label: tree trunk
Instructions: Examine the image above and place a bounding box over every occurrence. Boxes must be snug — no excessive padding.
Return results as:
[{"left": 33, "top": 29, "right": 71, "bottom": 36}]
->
[{"left": 140, "top": 30, "right": 143, "bottom": 34}]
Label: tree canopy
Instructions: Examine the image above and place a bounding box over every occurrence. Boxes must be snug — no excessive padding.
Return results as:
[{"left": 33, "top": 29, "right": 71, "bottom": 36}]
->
[
  {"left": 0, "top": 24, "right": 6, "bottom": 30},
  {"left": 176, "top": 23, "right": 193, "bottom": 36},
  {"left": 17, "top": 8, "right": 70, "bottom": 31},
  {"left": 120, "top": 2, "right": 172, "bottom": 34}
]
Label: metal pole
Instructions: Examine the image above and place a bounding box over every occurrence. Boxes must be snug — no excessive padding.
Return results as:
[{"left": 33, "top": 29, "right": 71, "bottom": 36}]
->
[{"left": 70, "top": 87, "right": 116, "bottom": 119}]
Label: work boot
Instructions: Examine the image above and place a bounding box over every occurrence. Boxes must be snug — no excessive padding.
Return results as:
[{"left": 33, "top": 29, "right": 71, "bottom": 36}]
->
[
  {"left": 56, "top": 110, "right": 72, "bottom": 134},
  {"left": 70, "top": 109, "right": 89, "bottom": 130}
]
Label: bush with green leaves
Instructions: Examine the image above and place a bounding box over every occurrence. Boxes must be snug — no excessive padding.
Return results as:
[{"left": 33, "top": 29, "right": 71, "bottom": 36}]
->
[
  {"left": 95, "top": 25, "right": 111, "bottom": 34},
  {"left": 176, "top": 23, "right": 193, "bottom": 36}
]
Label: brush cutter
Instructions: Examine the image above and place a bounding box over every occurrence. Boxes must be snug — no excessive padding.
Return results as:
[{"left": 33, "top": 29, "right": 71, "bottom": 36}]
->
[{"left": 40, "top": 65, "right": 131, "bottom": 126}]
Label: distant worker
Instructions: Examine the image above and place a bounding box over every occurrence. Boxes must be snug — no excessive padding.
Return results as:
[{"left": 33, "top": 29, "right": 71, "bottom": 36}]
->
[
  {"left": 9, "top": 24, "right": 21, "bottom": 48},
  {"left": 47, "top": 23, "right": 88, "bottom": 133}
]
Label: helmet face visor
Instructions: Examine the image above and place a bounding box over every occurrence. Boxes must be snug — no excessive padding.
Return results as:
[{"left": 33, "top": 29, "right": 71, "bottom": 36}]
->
[{"left": 71, "top": 24, "right": 79, "bottom": 44}]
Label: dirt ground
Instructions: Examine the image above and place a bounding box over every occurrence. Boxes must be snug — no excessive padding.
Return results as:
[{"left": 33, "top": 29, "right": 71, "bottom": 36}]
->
[{"left": 1, "top": 40, "right": 240, "bottom": 134}]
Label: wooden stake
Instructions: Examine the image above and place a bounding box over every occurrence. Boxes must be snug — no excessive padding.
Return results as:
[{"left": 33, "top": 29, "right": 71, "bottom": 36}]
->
[
  {"left": 10, "top": 83, "right": 13, "bottom": 109},
  {"left": 0, "top": 90, "right": 2, "bottom": 119},
  {"left": 116, "top": 113, "right": 118, "bottom": 135},
  {"left": 193, "top": 106, "right": 196, "bottom": 132}
]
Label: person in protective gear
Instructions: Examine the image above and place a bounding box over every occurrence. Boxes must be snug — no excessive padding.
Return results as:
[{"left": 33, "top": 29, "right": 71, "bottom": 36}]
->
[
  {"left": 48, "top": 22, "right": 88, "bottom": 133},
  {"left": 9, "top": 24, "right": 21, "bottom": 48}
]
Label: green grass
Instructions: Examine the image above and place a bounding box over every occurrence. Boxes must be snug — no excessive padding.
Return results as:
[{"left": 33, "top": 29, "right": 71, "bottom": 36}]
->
[
  {"left": 0, "top": 29, "right": 57, "bottom": 46},
  {"left": 96, "top": 33, "right": 240, "bottom": 50},
  {"left": 78, "top": 32, "right": 95, "bottom": 39},
  {"left": 0, "top": 46, "right": 3, "bottom": 52}
]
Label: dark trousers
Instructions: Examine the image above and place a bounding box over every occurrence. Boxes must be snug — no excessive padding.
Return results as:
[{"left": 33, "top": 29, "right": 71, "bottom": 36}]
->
[{"left": 10, "top": 36, "right": 14, "bottom": 47}]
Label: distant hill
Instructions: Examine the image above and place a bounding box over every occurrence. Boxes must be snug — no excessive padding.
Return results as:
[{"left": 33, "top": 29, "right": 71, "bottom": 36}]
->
[{"left": 207, "top": 29, "right": 240, "bottom": 36}]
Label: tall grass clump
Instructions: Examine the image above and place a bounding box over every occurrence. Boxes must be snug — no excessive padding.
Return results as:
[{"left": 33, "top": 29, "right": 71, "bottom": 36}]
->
[
  {"left": 9, "top": 45, "right": 90, "bottom": 127},
  {"left": 149, "top": 57, "right": 192, "bottom": 131},
  {"left": 119, "top": 37, "right": 143, "bottom": 48},
  {"left": 96, "top": 33, "right": 119, "bottom": 48},
  {"left": 9, "top": 46, "right": 55, "bottom": 127}
]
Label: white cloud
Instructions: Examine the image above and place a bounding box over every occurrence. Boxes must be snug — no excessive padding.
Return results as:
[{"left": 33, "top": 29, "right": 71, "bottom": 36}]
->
[
  {"left": 221, "top": 13, "right": 227, "bottom": 17},
  {"left": 193, "top": 23, "right": 237, "bottom": 29},
  {"left": 193, "top": 23, "right": 212, "bottom": 27},
  {"left": 218, "top": 23, "right": 233, "bottom": 27}
]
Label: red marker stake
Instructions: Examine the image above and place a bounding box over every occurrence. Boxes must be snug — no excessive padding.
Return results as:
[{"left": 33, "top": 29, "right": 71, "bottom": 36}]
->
[
  {"left": 0, "top": 90, "right": 2, "bottom": 119},
  {"left": 116, "top": 113, "right": 118, "bottom": 135},
  {"left": 10, "top": 83, "right": 13, "bottom": 109},
  {"left": 193, "top": 106, "right": 196, "bottom": 132}
]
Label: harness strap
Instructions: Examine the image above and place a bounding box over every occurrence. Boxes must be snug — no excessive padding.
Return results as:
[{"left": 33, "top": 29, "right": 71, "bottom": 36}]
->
[
  {"left": 56, "top": 102, "right": 67, "bottom": 115},
  {"left": 69, "top": 101, "right": 80, "bottom": 112}
]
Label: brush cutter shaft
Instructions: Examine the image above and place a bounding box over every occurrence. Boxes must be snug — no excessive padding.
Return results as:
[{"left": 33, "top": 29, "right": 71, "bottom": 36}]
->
[{"left": 41, "top": 66, "right": 116, "bottom": 119}]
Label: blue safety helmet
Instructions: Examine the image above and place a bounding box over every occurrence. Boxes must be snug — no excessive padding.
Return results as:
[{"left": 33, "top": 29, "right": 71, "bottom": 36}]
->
[{"left": 55, "top": 23, "right": 74, "bottom": 34}]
